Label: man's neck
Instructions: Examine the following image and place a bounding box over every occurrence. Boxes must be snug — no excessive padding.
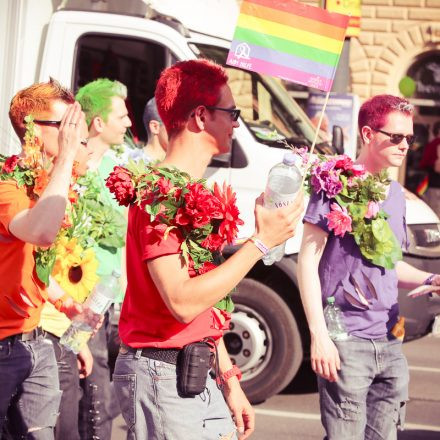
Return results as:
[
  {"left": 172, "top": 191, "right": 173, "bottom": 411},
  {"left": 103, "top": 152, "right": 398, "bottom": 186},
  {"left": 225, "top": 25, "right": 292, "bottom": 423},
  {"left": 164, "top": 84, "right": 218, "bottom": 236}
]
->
[
  {"left": 87, "top": 137, "right": 110, "bottom": 171},
  {"left": 159, "top": 132, "right": 213, "bottom": 179},
  {"left": 143, "top": 140, "right": 165, "bottom": 161}
]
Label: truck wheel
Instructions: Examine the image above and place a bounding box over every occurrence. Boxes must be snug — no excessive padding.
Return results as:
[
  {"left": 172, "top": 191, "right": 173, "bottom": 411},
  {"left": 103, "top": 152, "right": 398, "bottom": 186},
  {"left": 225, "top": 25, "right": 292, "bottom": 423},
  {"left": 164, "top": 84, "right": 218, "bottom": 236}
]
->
[{"left": 224, "top": 278, "right": 303, "bottom": 403}]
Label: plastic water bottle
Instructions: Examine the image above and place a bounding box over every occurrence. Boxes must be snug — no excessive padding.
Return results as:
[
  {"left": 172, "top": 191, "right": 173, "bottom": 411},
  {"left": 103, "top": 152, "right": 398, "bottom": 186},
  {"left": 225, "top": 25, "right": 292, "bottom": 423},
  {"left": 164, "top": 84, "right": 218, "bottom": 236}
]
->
[
  {"left": 60, "top": 270, "right": 121, "bottom": 353},
  {"left": 262, "top": 151, "right": 302, "bottom": 265},
  {"left": 324, "top": 296, "right": 348, "bottom": 341}
]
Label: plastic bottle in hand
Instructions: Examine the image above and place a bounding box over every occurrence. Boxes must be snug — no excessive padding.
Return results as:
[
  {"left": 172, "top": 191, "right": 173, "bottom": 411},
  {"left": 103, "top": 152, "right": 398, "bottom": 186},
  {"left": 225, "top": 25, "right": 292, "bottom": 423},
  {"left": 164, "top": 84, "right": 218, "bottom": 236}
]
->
[
  {"left": 263, "top": 151, "right": 302, "bottom": 265},
  {"left": 324, "top": 296, "right": 348, "bottom": 341},
  {"left": 60, "top": 270, "right": 121, "bottom": 353}
]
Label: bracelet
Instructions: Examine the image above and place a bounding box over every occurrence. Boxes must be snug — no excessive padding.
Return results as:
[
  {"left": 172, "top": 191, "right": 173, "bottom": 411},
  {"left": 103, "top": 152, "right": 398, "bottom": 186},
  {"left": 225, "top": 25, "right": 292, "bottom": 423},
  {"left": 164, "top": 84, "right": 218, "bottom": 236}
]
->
[
  {"left": 248, "top": 236, "right": 269, "bottom": 256},
  {"left": 424, "top": 274, "right": 436, "bottom": 285},
  {"left": 221, "top": 365, "right": 242, "bottom": 383}
]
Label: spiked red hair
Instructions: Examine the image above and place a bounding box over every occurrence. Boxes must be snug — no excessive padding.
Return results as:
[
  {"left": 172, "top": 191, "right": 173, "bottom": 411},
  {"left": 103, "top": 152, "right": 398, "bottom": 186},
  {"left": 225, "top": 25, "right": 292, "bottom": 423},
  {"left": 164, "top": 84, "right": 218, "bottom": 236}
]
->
[
  {"left": 9, "top": 78, "right": 74, "bottom": 142},
  {"left": 358, "top": 94, "right": 414, "bottom": 134},
  {"left": 155, "top": 59, "right": 228, "bottom": 137}
]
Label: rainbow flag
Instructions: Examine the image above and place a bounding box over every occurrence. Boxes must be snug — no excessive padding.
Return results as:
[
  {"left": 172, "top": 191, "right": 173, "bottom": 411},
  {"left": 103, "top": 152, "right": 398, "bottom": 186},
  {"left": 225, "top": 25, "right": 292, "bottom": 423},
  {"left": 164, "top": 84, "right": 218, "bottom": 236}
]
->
[{"left": 227, "top": 0, "right": 350, "bottom": 92}]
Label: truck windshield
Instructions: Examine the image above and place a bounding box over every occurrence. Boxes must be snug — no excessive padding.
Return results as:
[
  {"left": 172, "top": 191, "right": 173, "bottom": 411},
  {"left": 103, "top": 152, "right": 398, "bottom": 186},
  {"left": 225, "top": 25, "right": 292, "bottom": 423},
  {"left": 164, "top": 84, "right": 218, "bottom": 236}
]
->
[{"left": 191, "top": 43, "right": 322, "bottom": 148}]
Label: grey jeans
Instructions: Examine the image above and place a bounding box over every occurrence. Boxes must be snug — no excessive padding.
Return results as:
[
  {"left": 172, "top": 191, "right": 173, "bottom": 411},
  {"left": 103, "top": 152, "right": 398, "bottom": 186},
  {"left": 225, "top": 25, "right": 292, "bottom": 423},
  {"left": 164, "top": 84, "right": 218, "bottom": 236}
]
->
[
  {"left": 0, "top": 336, "right": 62, "bottom": 439},
  {"left": 113, "top": 347, "right": 237, "bottom": 440},
  {"left": 318, "top": 334, "right": 409, "bottom": 440}
]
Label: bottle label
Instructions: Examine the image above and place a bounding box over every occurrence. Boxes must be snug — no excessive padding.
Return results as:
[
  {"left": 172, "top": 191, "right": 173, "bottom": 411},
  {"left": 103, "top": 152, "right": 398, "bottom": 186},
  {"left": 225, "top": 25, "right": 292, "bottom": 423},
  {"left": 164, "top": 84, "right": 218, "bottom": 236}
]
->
[
  {"left": 87, "top": 291, "right": 113, "bottom": 314},
  {"left": 264, "top": 187, "right": 297, "bottom": 209}
]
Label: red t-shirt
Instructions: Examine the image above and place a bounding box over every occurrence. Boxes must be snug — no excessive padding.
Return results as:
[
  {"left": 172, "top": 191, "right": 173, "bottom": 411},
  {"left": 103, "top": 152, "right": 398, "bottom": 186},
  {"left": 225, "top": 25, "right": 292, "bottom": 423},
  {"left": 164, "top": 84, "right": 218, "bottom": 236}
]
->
[{"left": 120, "top": 204, "right": 226, "bottom": 348}]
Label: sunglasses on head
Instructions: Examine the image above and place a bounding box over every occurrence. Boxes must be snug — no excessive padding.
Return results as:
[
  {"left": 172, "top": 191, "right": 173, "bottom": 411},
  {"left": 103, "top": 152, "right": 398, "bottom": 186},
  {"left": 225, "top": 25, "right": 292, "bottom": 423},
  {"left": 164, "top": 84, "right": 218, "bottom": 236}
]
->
[
  {"left": 375, "top": 129, "right": 416, "bottom": 146},
  {"left": 205, "top": 106, "right": 241, "bottom": 121}
]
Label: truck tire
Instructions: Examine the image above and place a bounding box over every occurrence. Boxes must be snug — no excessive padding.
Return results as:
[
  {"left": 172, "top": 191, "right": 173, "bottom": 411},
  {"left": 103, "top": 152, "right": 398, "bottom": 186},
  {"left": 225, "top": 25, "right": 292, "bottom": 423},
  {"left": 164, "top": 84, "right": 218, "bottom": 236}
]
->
[{"left": 224, "top": 278, "right": 303, "bottom": 403}]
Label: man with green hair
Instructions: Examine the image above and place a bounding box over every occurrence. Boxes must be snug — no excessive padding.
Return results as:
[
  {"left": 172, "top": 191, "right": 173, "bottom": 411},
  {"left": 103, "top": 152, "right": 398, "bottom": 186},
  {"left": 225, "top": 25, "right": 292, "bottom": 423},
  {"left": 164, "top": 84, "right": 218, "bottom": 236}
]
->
[{"left": 75, "top": 78, "right": 131, "bottom": 439}]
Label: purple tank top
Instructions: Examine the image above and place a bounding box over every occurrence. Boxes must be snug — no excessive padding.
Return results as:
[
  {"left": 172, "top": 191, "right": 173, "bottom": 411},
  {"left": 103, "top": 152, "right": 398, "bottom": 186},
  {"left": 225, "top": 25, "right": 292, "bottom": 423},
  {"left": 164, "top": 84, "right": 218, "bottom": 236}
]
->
[{"left": 303, "top": 180, "right": 408, "bottom": 339}]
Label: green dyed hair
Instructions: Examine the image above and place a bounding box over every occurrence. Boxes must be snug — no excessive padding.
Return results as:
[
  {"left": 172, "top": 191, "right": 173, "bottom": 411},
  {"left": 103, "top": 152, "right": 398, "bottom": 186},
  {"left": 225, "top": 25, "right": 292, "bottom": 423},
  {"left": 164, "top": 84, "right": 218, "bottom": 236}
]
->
[{"left": 75, "top": 78, "right": 127, "bottom": 125}]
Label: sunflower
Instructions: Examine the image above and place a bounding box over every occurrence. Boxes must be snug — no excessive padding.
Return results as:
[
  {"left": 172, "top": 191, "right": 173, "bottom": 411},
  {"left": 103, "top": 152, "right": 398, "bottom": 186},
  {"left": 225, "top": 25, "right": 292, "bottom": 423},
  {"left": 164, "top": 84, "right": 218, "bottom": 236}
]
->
[{"left": 53, "top": 245, "right": 99, "bottom": 303}]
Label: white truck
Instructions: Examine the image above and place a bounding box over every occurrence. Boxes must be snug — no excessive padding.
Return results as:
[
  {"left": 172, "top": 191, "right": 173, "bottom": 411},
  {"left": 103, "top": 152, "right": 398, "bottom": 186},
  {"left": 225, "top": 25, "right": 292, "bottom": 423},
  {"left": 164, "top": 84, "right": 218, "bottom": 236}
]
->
[{"left": 1, "top": 0, "right": 440, "bottom": 403}]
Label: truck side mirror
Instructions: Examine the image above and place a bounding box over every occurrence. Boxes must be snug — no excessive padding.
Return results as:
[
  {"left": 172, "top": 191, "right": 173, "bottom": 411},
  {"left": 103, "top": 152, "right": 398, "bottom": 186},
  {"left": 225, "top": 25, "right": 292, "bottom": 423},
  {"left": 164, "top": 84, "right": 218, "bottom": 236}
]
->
[{"left": 332, "top": 125, "right": 344, "bottom": 155}]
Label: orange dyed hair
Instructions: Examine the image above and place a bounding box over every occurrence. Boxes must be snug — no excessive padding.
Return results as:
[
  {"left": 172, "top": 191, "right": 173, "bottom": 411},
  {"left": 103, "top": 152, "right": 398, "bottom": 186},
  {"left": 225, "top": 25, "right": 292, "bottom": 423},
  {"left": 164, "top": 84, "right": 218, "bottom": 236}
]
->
[
  {"left": 9, "top": 78, "right": 74, "bottom": 142},
  {"left": 155, "top": 59, "right": 228, "bottom": 137}
]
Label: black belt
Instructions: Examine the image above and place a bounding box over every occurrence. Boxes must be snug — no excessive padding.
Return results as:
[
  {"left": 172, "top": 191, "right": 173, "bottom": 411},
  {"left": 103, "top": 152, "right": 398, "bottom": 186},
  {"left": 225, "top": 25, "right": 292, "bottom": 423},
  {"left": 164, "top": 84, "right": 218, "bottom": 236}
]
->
[
  {"left": 2, "top": 327, "right": 45, "bottom": 342},
  {"left": 121, "top": 343, "right": 181, "bottom": 365}
]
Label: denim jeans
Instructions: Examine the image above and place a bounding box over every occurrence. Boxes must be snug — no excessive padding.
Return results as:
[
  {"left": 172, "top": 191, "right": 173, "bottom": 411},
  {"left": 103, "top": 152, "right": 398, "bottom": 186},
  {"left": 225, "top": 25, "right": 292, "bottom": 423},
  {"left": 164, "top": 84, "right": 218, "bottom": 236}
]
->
[
  {"left": 0, "top": 335, "right": 62, "bottom": 439},
  {"left": 113, "top": 348, "right": 237, "bottom": 440},
  {"left": 45, "top": 332, "right": 81, "bottom": 440},
  {"left": 78, "top": 312, "right": 120, "bottom": 440},
  {"left": 318, "top": 335, "right": 409, "bottom": 440}
]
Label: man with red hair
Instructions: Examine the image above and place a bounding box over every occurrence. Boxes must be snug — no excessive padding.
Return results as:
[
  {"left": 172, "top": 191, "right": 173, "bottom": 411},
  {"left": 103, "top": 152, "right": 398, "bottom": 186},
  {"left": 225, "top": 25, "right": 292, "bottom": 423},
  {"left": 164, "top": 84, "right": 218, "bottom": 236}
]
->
[
  {"left": 298, "top": 94, "right": 440, "bottom": 439},
  {"left": 0, "top": 79, "right": 91, "bottom": 438},
  {"left": 113, "top": 59, "right": 304, "bottom": 439}
]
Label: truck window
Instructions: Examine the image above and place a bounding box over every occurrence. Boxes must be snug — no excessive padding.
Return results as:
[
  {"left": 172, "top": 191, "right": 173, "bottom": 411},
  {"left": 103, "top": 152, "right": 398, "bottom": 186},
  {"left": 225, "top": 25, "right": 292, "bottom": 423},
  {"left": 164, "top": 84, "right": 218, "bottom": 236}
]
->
[
  {"left": 193, "top": 43, "right": 319, "bottom": 148},
  {"left": 73, "top": 33, "right": 167, "bottom": 142}
]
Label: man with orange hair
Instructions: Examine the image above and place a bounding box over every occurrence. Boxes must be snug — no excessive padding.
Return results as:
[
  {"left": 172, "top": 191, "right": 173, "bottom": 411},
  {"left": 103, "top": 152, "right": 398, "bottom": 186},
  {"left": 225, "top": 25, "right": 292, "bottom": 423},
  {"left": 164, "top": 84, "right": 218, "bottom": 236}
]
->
[
  {"left": 112, "top": 59, "right": 304, "bottom": 439},
  {"left": 0, "top": 79, "right": 91, "bottom": 438}
]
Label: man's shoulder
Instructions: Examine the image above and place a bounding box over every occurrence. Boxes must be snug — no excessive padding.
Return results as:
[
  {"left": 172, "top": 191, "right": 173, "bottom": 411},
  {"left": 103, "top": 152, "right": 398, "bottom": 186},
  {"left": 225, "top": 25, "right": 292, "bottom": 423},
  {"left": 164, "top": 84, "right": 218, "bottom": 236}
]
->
[{"left": 0, "top": 179, "right": 26, "bottom": 199}]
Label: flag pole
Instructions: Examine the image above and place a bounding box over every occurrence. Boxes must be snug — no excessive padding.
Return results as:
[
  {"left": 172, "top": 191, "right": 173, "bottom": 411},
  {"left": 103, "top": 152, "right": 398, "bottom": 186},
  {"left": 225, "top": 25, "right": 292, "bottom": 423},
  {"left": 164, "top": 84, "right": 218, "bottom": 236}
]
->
[{"left": 301, "top": 90, "right": 331, "bottom": 185}]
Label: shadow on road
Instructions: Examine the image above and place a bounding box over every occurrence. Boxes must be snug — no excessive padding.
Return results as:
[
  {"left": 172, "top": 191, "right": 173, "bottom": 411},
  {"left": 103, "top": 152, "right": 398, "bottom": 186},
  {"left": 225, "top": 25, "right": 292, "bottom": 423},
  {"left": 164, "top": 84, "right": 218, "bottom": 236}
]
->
[
  {"left": 398, "top": 430, "right": 440, "bottom": 439},
  {"left": 281, "top": 361, "right": 318, "bottom": 395}
]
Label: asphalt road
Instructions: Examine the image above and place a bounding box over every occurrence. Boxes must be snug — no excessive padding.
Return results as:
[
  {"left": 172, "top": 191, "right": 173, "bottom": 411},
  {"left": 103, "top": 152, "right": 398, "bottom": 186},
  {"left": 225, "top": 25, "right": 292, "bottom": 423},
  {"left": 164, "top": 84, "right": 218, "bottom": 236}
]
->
[{"left": 111, "top": 334, "right": 440, "bottom": 439}]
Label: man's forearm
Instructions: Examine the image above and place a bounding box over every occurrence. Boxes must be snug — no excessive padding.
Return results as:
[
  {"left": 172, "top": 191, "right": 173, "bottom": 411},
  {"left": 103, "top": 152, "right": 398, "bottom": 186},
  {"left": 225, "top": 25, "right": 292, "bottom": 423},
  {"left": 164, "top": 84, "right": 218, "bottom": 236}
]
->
[{"left": 396, "top": 260, "right": 432, "bottom": 289}]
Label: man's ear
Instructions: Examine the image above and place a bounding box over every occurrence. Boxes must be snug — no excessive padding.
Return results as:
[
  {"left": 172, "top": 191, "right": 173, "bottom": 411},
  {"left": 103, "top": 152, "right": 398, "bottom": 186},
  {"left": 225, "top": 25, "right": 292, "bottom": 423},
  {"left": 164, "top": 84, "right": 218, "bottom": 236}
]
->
[
  {"left": 90, "top": 116, "right": 104, "bottom": 134},
  {"left": 192, "top": 106, "right": 206, "bottom": 131},
  {"left": 361, "top": 126, "right": 373, "bottom": 145},
  {"left": 149, "top": 120, "right": 161, "bottom": 135}
]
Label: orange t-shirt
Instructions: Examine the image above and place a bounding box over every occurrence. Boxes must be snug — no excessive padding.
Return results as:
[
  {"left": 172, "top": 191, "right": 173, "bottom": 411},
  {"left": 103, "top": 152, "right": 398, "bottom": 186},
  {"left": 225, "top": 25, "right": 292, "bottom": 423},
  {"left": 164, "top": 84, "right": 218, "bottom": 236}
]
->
[
  {"left": 119, "top": 204, "right": 225, "bottom": 348},
  {"left": 0, "top": 180, "right": 47, "bottom": 339}
]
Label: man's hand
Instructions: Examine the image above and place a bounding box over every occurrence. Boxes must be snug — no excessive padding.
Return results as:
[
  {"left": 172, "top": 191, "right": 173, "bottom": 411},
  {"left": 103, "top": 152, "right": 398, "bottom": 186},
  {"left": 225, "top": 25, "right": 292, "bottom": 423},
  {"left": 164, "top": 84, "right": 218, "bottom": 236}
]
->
[
  {"left": 60, "top": 296, "right": 84, "bottom": 320},
  {"left": 254, "top": 190, "right": 304, "bottom": 249},
  {"left": 77, "top": 344, "right": 94, "bottom": 379},
  {"left": 223, "top": 379, "right": 255, "bottom": 439},
  {"left": 57, "top": 102, "right": 86, "bottom": 162},
  {"left": 311, "top": 331, "right": 341, "bottom": 382}
]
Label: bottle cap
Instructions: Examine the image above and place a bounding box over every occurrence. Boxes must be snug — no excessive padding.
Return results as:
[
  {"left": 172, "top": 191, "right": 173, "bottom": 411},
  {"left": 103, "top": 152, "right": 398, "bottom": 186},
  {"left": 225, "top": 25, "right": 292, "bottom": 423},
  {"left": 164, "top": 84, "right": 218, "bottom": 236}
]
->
[
  {"left": 327, "top": 296, "right": 335, "bottom": 305},
  {"left": 282, "top": 151, "right": 296, "bottom": 166}
]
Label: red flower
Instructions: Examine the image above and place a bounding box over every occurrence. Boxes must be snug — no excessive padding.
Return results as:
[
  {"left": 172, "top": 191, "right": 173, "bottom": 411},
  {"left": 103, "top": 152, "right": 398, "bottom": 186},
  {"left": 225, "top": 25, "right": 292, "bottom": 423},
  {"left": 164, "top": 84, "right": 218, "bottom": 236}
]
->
[
  {"left": 175, "top": 207, "right": 191, "bottom": 226},
  {"left": 2, "top": 155, "right": 19, "bottom": 173},
  {"left": 325, "top": 203, "right": 352, "bottom": 237},
  {"left": 198, "top": 261, "right": 217, "bottom": 274},
  {"left": 106, "top": 166, "right": 135, "bottom": 206},
  {"left": 157, "top": 177, "right": 173, "bottom": 195},
  {"left": 213, "top": 182, "right": 244, "bottom": 244},
  {"left": 179, "top": 182, "right": 222, "bottom": 228},
  {"left": 201, "top": 233, "right": 224, "bottom": 252},
  {"left": 334, "top": 155, "right": 365, "bottom": 177}
]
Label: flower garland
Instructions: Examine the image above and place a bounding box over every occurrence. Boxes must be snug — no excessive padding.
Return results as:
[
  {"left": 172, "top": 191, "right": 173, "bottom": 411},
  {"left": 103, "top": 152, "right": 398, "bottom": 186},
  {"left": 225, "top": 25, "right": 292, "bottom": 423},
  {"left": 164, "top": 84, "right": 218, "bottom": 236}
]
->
[
  {"left": 106, "top": 160, "right": 244, "bottom": 312},
  {"left": 301, "top": 151, "right": 402, "bottom": 269},
  {"left": 0, "top": 116, "right": 99, "bottom": 300}
]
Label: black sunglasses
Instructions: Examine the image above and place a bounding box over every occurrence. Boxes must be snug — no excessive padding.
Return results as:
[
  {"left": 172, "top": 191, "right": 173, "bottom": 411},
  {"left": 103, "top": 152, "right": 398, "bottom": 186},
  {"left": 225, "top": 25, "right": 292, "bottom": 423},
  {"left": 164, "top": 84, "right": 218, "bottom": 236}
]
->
[
  {"left": 375, "top": 129, "right": 416, "bottom": 146},
  {"left": 205, "top": 106, "right": 241, "bottom": 121},
  {"left": 31, "top": 119, "right": 62, "bottom": 127}
]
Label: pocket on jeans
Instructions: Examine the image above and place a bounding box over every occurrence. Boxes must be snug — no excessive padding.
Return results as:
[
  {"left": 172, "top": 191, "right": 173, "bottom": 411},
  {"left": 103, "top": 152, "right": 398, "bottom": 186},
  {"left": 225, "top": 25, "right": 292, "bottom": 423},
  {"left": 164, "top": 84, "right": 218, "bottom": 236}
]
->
[{"left": 113, "top": 374, "right": 136, "bottom": 428}]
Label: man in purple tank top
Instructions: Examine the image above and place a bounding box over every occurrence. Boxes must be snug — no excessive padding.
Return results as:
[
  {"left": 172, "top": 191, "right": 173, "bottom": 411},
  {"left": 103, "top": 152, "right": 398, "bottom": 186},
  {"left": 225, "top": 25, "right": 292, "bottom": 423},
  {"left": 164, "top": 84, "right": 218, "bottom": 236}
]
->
[{"left": 298, "top": 95, "right": 440, "bottom": 440}]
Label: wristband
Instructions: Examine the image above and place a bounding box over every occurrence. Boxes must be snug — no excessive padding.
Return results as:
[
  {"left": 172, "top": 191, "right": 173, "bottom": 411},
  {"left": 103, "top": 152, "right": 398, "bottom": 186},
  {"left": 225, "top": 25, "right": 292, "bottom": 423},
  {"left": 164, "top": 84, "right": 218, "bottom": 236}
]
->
[
  {"left": 221, "top": 365, "right": 242, "bottom": 383},
  {"left": 52, "top": 293, "right": 70, "bottom": 312},
  {"left": 424, "top": 274, "right": 436, "bottom": 285},
  {"left": 249, "top": 236, "right": 269, "bottom": 256}
]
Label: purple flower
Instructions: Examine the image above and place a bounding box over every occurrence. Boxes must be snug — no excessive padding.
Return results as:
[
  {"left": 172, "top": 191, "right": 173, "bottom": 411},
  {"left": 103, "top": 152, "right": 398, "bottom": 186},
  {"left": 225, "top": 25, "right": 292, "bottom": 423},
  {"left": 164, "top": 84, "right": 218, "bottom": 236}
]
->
[{"left": 311, "top": 161, "right": 343, "bottom": 197}]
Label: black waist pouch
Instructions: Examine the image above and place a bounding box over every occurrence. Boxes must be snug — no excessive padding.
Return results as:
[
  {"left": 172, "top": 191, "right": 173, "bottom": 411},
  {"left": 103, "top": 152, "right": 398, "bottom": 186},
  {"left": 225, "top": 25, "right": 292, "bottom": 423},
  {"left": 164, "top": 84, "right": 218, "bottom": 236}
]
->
[{"left": 177, "top": 341, "right": 212, "bottom": 397}]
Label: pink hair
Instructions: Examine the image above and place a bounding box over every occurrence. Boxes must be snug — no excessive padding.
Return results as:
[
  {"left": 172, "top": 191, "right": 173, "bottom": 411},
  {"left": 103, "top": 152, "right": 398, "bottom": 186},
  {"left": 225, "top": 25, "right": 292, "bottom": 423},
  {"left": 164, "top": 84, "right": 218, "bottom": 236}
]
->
[
  {"left": 358, "top": 94, "right": 414, "bottom": 133},
  {"left": 155, "top": 59, "right": 228, "bottom": 137}
]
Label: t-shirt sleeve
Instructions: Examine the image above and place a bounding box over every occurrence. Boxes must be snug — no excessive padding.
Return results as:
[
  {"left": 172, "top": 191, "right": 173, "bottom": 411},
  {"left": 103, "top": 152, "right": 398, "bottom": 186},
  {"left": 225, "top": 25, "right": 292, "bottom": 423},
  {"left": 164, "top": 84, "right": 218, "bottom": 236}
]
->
[
  {"left": 134, "top": 206, "right": 183, "bottom": 261},
  {"left": 0, "top": 181, "right": 31, "bottom": 234},
  {"left": 303, "top": 190, "right": 332, "bottom": 233}
]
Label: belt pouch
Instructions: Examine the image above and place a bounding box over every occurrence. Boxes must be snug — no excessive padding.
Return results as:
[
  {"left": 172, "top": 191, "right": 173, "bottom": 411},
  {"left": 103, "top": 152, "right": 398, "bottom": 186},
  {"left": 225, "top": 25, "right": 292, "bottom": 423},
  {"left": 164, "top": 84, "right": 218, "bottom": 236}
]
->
[{"left": 177, "top": 342, "right": 211, "bottom": 397}]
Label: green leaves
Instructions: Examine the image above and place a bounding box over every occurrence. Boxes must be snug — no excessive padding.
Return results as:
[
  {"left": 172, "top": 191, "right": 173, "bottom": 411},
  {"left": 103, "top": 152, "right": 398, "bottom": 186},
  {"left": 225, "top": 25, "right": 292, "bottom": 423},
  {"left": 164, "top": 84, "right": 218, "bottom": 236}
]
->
[{"left": 35, "top": 247, "right": 56, "bottom": 285}]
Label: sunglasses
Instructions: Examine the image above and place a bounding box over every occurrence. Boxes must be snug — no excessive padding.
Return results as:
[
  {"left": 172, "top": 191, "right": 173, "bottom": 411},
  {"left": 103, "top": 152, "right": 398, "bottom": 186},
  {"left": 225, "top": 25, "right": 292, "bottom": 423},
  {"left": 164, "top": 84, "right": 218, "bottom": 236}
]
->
[
  {"left": 205, "top": 106, "right": 241, "bottom": 121},
  {"left": 31, "top": 119, "right": 62, "bottom": 127},
  {"left": 375, "top": 129, "right": 416, "bottom": 146}
]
